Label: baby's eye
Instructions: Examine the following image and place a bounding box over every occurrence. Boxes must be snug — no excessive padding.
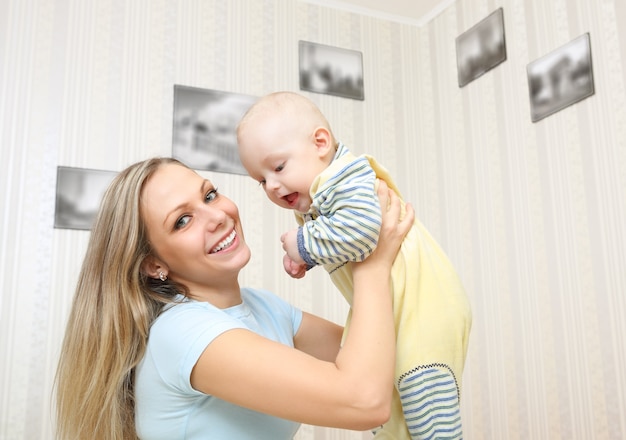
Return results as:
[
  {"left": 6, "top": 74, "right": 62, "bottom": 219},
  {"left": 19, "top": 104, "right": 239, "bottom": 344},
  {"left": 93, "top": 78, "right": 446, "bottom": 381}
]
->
[
  {"left": 275, "top": 163, "right": 284, "bottom": 172},
  {"left": 259, "top": 179, "right": 266, "bottom": 187},
  {"left": 205, "top": 188, "right": 218, "bottom": 202},
  {"left": 174, "top": 215, "right": 191, "bottom": 230}
]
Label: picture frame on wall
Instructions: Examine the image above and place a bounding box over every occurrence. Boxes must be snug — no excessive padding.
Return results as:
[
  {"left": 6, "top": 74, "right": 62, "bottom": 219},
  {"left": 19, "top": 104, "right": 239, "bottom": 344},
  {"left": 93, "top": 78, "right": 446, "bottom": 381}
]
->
[
  {"left": 456, "top": 8, "right": 507, "bottom": 87},
  {"left": 299, "top": 40, "right": 364, "bottom": 100},
  {"left": 54, "top": 166, "right": 116, "bottom": 231},
  {"left": 172, "top": 85, "right": 257, "bottom": 175},
  {"left": 527, "top": 33, "right": 594, "bottom": 122}
]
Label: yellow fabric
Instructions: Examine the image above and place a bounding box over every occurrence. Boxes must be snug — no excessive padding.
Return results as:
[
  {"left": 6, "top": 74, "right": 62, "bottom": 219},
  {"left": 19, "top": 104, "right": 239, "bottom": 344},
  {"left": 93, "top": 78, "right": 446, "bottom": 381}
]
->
[{"left": 311, "top": 153, "right": 472, "bottom": 439}]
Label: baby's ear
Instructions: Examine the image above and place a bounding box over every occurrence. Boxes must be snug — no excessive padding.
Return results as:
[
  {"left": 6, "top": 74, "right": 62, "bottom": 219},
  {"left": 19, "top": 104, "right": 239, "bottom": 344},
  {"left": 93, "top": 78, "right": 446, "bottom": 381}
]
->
[{"left": 313, "top": 127, "right": 333, "bottom": 156}]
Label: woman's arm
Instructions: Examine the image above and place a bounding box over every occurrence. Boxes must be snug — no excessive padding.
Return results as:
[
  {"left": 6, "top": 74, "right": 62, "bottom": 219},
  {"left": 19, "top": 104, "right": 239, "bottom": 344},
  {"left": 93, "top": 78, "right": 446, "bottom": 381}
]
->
[
  {"left": 294, "top": 311, "right": 343, "bottom": 361},
  {"left": 191, "top": 182, "right": 414, "bottom": 430}
]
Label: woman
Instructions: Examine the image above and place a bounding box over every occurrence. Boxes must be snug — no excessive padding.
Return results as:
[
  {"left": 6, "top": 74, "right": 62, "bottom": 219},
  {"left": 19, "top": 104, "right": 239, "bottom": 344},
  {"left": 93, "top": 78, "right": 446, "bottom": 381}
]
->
[{"left": 55, "top": 157, "right": 414, "bottom": 439}]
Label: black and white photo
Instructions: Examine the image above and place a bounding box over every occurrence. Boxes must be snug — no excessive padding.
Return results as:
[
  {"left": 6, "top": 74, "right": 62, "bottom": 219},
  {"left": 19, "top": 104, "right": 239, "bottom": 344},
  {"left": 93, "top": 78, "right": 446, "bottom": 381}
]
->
[
  {"left": 527, "top": 33, "right": 594, "bottom": 122},
  {"left": 54, "top": 166, "right": 116, "bottom": 230},
  {"left": 172, "top": 85, "right": 257, "bottom": 174},
  {"left": 299, "top": 41, "right": 364, "bottom": 100},
  {"left": 456, "top": 8, "right": 507, "bottom": 87}
]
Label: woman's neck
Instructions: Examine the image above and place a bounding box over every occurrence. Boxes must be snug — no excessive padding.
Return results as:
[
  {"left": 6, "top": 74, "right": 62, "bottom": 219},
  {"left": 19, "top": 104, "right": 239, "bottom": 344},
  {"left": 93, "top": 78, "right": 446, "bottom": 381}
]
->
[{"left": 186, "top": 280, "right": 242, "bottom": 309}]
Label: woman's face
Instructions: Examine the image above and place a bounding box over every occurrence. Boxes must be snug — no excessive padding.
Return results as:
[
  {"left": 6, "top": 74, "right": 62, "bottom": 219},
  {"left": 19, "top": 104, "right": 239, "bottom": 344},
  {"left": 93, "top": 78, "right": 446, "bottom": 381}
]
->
[{"left": 141, "top": 163, "right": 251, "bottom": 296}]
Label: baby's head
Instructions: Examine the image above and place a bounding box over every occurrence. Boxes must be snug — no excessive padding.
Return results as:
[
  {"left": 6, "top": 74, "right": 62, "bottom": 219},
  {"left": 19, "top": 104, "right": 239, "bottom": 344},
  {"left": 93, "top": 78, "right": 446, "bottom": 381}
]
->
[{"left": 237, "top": 92, "right": 337, "bottom": 213}]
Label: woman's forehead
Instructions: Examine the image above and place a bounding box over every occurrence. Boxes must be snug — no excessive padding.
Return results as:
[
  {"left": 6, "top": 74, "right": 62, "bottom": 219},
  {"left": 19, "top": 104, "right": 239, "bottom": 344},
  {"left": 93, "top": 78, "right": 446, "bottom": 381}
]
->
[{"left": 143, "top": 165, "right": 199, "bottom": 207}]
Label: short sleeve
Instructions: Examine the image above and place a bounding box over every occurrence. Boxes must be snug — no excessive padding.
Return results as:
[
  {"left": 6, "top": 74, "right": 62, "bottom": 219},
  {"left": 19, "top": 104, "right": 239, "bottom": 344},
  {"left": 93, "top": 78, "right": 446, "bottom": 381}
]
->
[
  {"left": 238, "top": 288, "right": 303, "bottom": 342},
  {"left": 146, "top": 301, "right": 245, "bottom": 394}
]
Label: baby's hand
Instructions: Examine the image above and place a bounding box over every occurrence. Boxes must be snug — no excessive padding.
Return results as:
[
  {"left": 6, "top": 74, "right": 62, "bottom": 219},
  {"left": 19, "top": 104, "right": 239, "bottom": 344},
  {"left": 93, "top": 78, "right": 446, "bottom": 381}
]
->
[
  {"left": 283, "top": 254, "right": 307, "bottom": 279},
  {"left": 280, "top": 229, "right": 304, "bottom": 264}
]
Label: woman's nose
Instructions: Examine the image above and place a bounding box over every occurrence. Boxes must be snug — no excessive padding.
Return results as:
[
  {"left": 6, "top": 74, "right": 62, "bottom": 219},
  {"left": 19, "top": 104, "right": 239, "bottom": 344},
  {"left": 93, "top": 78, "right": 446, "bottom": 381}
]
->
[{"left": 200, "top": 206, "right": 226, "bottom": 230}]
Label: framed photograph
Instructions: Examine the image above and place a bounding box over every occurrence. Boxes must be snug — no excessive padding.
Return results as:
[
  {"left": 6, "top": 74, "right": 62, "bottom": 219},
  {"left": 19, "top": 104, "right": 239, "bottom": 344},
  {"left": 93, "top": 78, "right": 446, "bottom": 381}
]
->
[
  {"left": 172, "top": 85, "right": 257, "bottom": 175},
  {"left": 54, "top": 166, "right": 116, "bottom": 230},
  {"left": 299, "top": 41, "right": 364, "bottom": 100},
  {"left": 527, "top": 33, "right": 594, "bottom": 122},
  {"left": 456, "top": 8, "right": 507, "bottom": 87}
]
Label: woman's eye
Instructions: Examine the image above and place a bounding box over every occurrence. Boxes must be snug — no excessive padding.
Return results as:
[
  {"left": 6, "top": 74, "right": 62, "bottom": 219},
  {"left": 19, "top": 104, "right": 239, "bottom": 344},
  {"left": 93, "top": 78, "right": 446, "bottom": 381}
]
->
[
  {"left": 174, "top": 215, "right": 190, "bottom": 230},
  {"left": 259, "top": 179, "right": 266, "bottom": 187},
  {"left": 205, "top": 188, "right": 218, "bottom": 202}
]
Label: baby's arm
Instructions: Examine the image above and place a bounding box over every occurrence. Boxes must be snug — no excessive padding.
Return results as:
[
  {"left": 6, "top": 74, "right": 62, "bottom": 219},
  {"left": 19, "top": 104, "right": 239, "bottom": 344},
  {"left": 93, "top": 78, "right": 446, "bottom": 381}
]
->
[{"left": 299, "top": 165, "right": 382, "bottom": 267}]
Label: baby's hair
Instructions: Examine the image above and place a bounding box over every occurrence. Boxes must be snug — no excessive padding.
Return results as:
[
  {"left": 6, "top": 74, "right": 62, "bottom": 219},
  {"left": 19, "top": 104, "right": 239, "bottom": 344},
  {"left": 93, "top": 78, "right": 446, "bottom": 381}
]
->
[{"left": 237, "top": 91, "right": 334, "bottom": 141}]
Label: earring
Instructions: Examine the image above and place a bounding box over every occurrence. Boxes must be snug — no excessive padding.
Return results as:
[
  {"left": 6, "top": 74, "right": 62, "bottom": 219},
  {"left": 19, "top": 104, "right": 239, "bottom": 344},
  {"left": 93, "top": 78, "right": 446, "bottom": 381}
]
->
[{"left": 158, "top": 271, "right": 167, "bottom": 282}]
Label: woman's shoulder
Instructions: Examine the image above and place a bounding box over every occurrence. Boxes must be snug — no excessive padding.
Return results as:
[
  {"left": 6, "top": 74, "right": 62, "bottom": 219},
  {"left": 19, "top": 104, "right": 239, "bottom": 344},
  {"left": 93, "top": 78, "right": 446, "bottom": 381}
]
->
[
  {"left": 240, "top": 287, "right": 290, "bottom": 309},
  {"left": 241, "top": 287, "right": 301, "bottom": 320},
  {"left": 241, "top": 286, "right": 300, "bottom": 304},
  {"left": 151, "top": 297, "right": 238, "bottom": 340},
  {"left": 156, "top": 296, "right": 213, "bottom": 320}
]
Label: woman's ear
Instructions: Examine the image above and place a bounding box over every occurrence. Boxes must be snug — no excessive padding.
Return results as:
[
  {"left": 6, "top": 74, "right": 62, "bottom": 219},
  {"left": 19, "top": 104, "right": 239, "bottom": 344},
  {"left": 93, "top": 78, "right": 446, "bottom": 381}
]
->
[
  {"left": 141, "top": 255, "right": 167, "bottom": 279},
  {"left": 313, "top": 127, "right": 333, "bottom": 157}
]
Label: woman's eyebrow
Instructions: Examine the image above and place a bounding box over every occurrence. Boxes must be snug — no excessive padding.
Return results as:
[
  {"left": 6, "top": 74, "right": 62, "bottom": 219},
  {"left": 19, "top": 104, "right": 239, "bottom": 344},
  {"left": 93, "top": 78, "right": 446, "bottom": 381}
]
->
[
  {"left": 201, "top": 179, "right": 213, "bottom": 191},
  {"left": 162, "top": 180, "right": 210, "bottom": 227}
]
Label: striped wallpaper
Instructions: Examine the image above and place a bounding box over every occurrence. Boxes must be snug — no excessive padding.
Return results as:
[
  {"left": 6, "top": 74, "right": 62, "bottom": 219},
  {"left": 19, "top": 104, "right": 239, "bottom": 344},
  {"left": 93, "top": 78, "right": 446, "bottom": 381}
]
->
[{"left": 0, "top": 0, "right": 624, "bottom": 439}]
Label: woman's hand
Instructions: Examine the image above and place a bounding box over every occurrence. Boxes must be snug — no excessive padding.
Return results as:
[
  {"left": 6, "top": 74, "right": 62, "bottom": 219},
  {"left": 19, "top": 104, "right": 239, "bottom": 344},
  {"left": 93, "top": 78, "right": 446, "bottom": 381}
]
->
[
  {"left": 354, "top": 180, "right": 414, "bottom": 274},
  {"left": 331, "top": 180, "right": 414, "bottom": 426}
]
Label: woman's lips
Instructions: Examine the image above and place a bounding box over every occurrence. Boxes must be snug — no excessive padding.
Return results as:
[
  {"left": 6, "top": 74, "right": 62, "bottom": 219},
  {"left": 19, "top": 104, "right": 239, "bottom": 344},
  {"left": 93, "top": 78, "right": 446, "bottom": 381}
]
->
[{"left": 210, "top": 230, "right": 237, "bottom": 253}]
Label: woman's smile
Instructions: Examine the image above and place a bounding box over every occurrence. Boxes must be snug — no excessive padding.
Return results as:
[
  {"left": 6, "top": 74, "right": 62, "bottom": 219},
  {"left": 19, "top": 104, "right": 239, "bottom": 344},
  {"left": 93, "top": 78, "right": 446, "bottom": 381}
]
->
[{"left": 210, "top": 230, "right": 237, "bottom": 254}]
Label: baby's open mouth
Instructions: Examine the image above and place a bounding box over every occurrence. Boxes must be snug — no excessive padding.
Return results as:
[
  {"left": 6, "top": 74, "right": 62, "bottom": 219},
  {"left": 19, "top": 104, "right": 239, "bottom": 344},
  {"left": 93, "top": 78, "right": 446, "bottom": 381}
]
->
[{"left": 283, "top": 193, "right": 298, "bottom": 207}]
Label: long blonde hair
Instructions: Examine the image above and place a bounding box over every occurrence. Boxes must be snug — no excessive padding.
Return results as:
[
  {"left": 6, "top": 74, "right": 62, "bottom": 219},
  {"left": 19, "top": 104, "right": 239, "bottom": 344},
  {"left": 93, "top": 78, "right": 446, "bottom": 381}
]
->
[{"left": 55, "top": 158, "right": 187, "bottom": 440}]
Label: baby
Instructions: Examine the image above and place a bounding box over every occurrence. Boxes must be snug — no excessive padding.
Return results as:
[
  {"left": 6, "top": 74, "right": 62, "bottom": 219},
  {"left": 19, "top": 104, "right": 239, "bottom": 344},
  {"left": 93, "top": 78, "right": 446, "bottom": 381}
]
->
[{"left": 237, "top": 91, "right": 472, "bottom": 440}]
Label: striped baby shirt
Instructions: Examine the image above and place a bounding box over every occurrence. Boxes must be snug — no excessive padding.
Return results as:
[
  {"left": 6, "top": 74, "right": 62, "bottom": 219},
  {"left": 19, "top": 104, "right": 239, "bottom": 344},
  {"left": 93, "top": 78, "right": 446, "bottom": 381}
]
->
[{"left": 295, "top": 142, "right": 382, "bottom": 267}]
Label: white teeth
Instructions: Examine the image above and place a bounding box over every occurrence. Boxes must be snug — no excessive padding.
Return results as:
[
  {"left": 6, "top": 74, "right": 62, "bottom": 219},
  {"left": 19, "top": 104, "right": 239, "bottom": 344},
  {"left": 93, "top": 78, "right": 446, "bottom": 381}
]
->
[{"left": 211, "top": 230, "right": 236, "bottom": 253}]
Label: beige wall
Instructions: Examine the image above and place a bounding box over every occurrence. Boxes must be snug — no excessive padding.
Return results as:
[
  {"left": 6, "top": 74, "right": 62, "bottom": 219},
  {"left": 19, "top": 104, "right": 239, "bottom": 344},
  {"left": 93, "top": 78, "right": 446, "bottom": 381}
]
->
[{"left": 1, "top": 0, "right": 624, "bottom": 439}]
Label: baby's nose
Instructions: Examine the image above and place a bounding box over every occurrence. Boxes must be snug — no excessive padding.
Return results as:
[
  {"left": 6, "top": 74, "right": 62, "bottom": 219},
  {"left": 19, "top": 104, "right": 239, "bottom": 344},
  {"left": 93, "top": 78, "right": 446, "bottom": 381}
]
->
[{"left": 265, "top": 177, "right": 280, "bottom": 191}]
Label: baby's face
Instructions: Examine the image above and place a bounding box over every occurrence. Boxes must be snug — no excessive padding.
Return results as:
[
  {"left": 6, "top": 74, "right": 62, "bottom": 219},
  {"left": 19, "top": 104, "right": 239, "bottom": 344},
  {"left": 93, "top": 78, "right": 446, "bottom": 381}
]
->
[{"left": 238, "top": 118, "right": 329, "bottom": 213}]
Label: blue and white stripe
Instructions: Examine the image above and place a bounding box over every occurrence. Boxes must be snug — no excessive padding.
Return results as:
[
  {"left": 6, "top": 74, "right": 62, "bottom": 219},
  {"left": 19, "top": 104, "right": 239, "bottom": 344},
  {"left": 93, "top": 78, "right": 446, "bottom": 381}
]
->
[
  {"left": 398, "top": 365, "right": 463, "bottom": 440},
  {"left": 297, "top": 143, "right": 382, "bottom": 266}
]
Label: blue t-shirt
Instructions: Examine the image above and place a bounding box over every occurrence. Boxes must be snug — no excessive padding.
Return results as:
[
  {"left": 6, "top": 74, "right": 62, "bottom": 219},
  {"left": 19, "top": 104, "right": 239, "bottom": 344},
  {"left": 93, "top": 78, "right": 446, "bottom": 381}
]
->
[{"left": 135, "top": 287, "right": 303, "bottom": 439}]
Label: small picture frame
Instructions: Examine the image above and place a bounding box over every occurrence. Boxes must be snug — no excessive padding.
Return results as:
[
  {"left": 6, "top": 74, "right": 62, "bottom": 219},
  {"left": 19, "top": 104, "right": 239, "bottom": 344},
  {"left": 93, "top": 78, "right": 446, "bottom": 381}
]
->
[
  {"left": 456, "top": 8, "right": 507, "bottom": 87},
  {"left": 527, "top": 33, "right": 594, "bottom": 122},
  {"left": 54, "top": 166, "right": 117, "bottom": 230},
  {"left": 172, "top": 85, "right": 257, "bottom": 174},
  {"left": 299, "top": 40, "right": 364, "bottom": 100}
]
